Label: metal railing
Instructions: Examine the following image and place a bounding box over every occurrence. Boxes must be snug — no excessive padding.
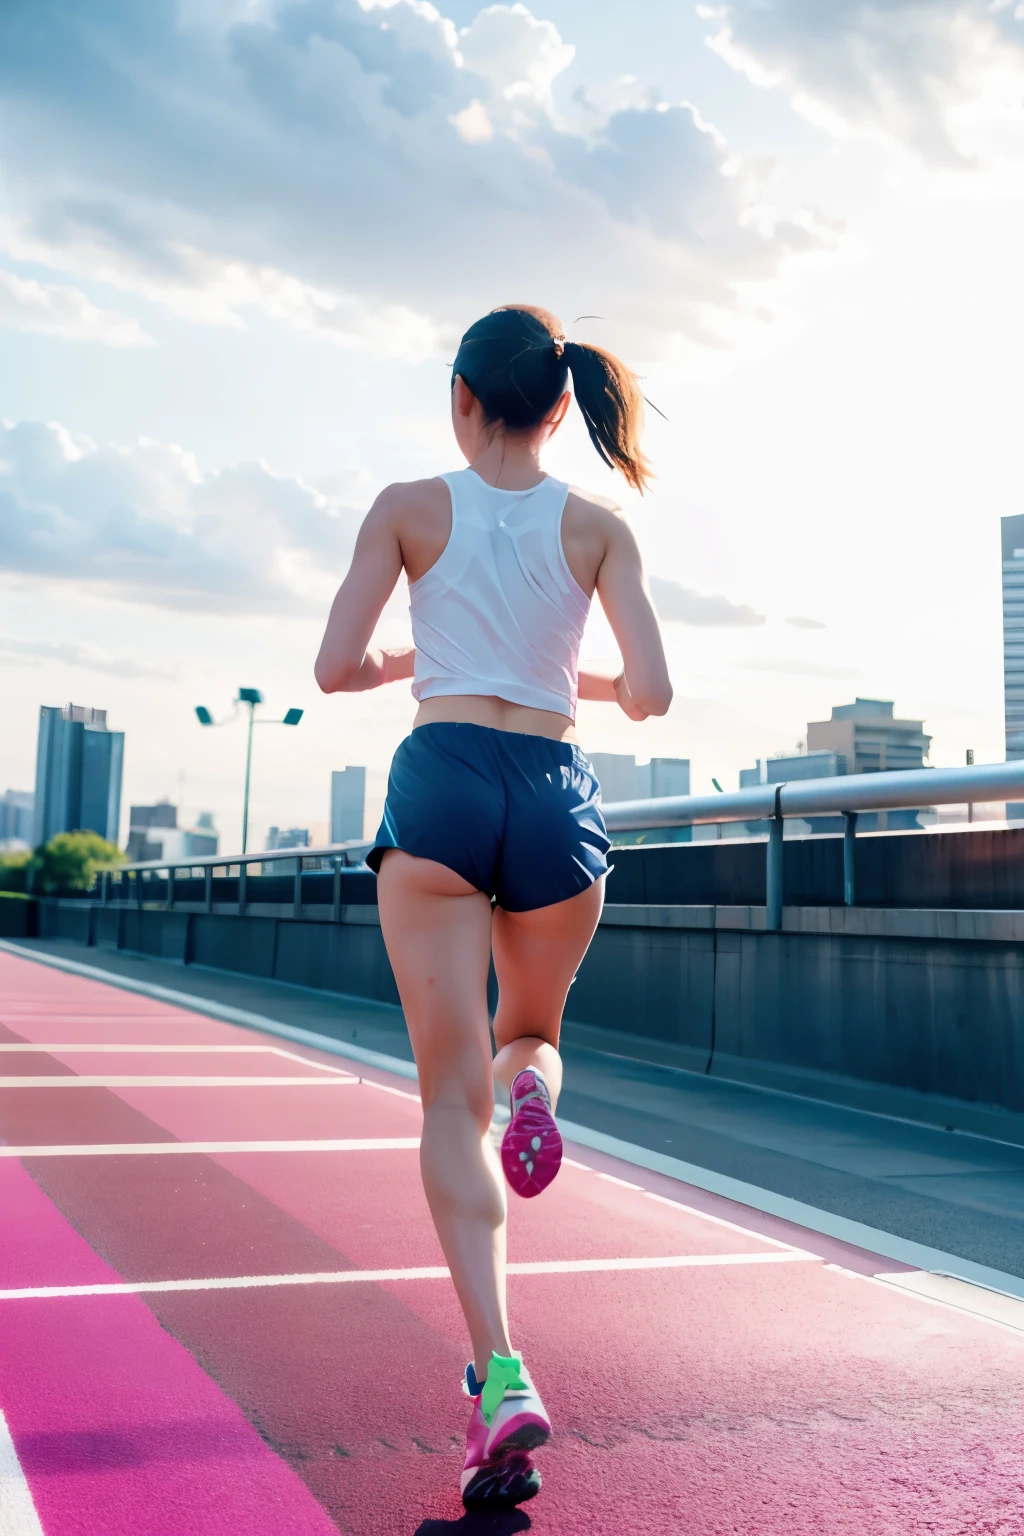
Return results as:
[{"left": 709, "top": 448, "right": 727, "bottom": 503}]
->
[
  {"left": 601, "top": 760, "right": 1024, "bottom": 929},
  {"left": 99, "top": 840, "right": 373, "bottom": 921},
  {"left": 94, "top": 762, "right": 1024, "bottom": 933}
]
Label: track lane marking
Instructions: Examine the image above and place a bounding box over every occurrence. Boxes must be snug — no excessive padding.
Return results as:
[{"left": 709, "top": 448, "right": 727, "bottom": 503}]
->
[
  {"left": 0, "top": 1251, "right": 819, "bottom": 1301},
  {"left": 0, "top": 1044, "right": 288, "bottom": 1053},
  {"left": 0, "top": 1075, "right": 360, "bottom": 1088},
  {"left": 0, "top": 1045, "right": 349, "bottom": 1073},
  {"left": 1, "top": 1138, "right": 421, "bottom": 1157},
  {"left": 0, "top": 1405, "right": 45, "bottom": 1535},
  {"left": 642, "top": 1190, "right": 806, "bottom": 1254}
]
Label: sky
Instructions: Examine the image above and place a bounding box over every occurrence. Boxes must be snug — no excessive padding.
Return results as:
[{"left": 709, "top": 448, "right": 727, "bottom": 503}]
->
[{"left": 1, "top": 0, "right": 1022, "bottom": 850}]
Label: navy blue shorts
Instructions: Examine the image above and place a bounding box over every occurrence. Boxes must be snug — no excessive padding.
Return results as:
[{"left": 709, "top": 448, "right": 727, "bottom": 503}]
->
[{"left": 367, "top": 722, "right": 610, "bottom": 912}]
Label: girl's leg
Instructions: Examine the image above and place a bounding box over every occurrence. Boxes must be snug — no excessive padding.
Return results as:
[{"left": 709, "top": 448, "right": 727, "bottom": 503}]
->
[
  {"left": 491, "top": 878, "right": 605, "bottom": 1110},
  {"left": 376, "top": 849, "right": 511, "bottom": 1380}
]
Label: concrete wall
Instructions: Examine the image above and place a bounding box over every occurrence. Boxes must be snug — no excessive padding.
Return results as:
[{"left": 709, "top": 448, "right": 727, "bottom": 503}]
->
[
  {"left": 34, "top": 896, "right": 1024, "bottom": 1143},
  {"left": 607, "top": 824, "right": 1024, "bottom": 909}
]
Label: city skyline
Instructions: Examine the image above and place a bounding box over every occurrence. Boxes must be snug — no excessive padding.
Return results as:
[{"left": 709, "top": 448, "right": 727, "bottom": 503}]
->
[
  {"left": 2, "top": 2, "right": 1021, "bottom": 849},
  {"left": 0, "top": 682, "right": 985, "bottom": 857}
]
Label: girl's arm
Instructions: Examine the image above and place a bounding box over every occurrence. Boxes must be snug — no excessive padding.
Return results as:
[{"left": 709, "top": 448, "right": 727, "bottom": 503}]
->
[
  {"left": 577, "top": 664, "right": 618, "bottom": 703},
  {"left": 314, "top": 491, "right": 409, "bottom": 693},
  {"left": 592, "top": 514, "right": 673, "bottom": 720},
  {"left": 578, "top": 663, "right": 663, "bottom": 721}
]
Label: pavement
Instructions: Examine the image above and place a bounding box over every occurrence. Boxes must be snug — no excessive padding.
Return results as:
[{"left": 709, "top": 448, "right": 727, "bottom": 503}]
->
[{"left": 2, "top": 943, "right": 1024, "bottom": 1534}]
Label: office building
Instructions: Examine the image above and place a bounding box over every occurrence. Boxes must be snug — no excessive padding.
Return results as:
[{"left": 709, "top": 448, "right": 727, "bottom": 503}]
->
[
  {"left": 740, "top": 700, "right": 929, "bottom": 832},
  {"left": 33, "top": 704, "right": 124, "bottom": 847},
  {"left": 1002, "top": 514, "right": 1024, "bottom": 817},
  {"left": 740, "top": 750, "right": 846, "bottom": 789},
  {"left": 126, "top": 803, "right": 219, "bottom": 863},
  {"left": 644, "top": 758, "right": 691, "bottom": 798},
  {"left": 587, "top": 754, "right": 690, "bottom": 804},
  {"left": 807, "top": 698, "right": 929, "bottom": 775},
  {"left": 267, "top": 826, "right": 310, "bottom": 851},
  {"left": 0, "top": 789, "right": 34, "bottom": 847},
  {"left": 330, "top": 766, "right": 366, "bottom": 843}
]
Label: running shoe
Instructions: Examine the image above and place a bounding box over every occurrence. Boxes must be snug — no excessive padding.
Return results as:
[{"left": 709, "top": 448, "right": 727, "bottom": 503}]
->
[
  {"left": 501, "top": 1067, "right": 562, "bottom": 1197},
  {"left": 461, "top": 1351, "right": 550, "bottom": 1511}
]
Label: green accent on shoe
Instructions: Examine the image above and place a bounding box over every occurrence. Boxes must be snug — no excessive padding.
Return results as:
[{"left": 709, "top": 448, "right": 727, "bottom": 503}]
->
[{"left": 480, "top": 1351, "right": 529, "bottom": 1426}]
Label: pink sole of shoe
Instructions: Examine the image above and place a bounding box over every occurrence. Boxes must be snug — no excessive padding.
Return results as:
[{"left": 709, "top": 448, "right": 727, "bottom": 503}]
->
[{"left": 500, "top": 1097, "right": 563, "bottom": 1198}]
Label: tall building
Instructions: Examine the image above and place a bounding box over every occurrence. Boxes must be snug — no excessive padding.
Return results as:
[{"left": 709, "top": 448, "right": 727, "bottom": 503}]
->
[
  {"left": 741, "top": 701, "right": 929, "bottom": 832},
  {"left": 807, "top": 699, "right": 930, "bottom": 774},
  {"left": 1002, "top": 515, "right": 1024, "bottom": 816},
  {"left": 644, "top": 758, "right": 691, "bottom": 799},
  {"left": 587, "top": 753, "right": 690, "bottom": 803},
  {"left": 0, "top": 789, "right": 34, "bottom": 846},
  {"left": 330, "top": 766, "right": 366, "bottom": 843},
  {"left": 33, "top": 704, "right": 124, "bottom": 847},
  {"left": 740, "top": 750, "right": 846, "bottom": 789},
  {"left": 126, "top": 803, "right": 218, "bottom": 862},
  {"left": 267, "top": 826, "right": 309, "bottom": 851}
]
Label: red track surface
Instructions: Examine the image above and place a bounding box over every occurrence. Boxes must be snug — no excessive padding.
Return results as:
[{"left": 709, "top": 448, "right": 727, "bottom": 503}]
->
[{"left": 1, "top": 949, "right": 1022, "bottom": 1536}]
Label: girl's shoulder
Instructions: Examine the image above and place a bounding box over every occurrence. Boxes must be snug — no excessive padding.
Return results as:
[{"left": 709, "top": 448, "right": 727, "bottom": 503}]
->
[{"left": 562, "top": 484, "right": 626, "bottom": 538}]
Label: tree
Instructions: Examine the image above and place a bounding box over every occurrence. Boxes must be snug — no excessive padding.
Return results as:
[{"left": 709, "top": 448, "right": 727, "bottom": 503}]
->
[
  {"left": 0, "top": 848, "right": 32, "bottom": 893},
  {"left": 30, "top": 831, "right": 125, "bottom": 894}
]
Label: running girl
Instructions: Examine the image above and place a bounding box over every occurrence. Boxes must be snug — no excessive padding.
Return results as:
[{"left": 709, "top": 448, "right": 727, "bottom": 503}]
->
[{"left": 315, "top": 305, "right": 671, "bottom": 1511}]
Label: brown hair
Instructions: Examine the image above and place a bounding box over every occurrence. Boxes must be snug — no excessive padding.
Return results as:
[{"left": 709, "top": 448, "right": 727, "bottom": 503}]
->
[{"left": 451, "top": 305, "right": 652, "bottom": 493}]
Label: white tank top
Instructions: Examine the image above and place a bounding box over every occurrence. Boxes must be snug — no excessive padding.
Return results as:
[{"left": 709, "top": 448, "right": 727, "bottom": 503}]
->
[{"left": 410, "top": 468, "right": 590, "bottom": 717}]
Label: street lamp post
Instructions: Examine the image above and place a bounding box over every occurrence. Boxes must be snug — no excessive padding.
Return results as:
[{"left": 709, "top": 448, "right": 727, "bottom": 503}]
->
[{"left": 195, "top": 689, "right": 303, "bottom": 854}]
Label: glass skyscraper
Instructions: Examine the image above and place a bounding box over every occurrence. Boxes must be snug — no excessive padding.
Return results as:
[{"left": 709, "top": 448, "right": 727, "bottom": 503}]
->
[
  {"left": 33, "top": 704, "right": 124, "bottom": 847},
  {"left": 1002, "top": 515, "right": 1024, "bottom": 765},
  {"left": 1002, "top": 516, "right": 1024, "bottom": 818}
]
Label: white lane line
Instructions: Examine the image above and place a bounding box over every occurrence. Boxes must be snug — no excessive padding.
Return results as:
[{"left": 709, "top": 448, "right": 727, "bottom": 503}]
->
[
  {"left": 8, "top": 941, "right": 1023, "bottom": 1303},
  {"left": 358, "top": 1078, "right": 421, "bottom": 1103},
  {"left": 0, "top": 1043, "right": 280, "bottom": 1052},
  {"left": 0, "top": 1405, "right": 45, "bottom": 1535},
  {"left": 0, "top": 1044, "right": 346, "bottom": 1072},
  {"left": 0, "top": 1251, "right": 818, "bottom": 1301},
  {"left": 641, "top": 1190, "right": 807, "bottom": 1254},
  {"left": 0, "top": 1075, "right": 360, "bottom": 1088},
  {"left": 0, "top": 1138, "right": 421, "bottom": 1157},
  {"left": 0, "top": 942, "right": 423, "bottom": 1082}
]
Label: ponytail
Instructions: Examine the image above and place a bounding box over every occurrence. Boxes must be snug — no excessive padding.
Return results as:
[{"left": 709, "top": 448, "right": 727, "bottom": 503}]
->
[
  {"left": 562, "top": 340, "right": 652, "bottom": 495},
  {"left": 451, "top": 306, "right": 654, "bottom": 494}
]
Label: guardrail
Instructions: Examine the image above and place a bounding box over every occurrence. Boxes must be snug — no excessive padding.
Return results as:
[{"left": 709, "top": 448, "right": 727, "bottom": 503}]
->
[
  {"left": 602, "top": 760, "right": 1024, "bottom": 929},
  {"left": 99, "top": 839, "right": 373, "bottom": 922},
  {"left": 99, "top": 761, "right": 1024, "bottom": 932}
]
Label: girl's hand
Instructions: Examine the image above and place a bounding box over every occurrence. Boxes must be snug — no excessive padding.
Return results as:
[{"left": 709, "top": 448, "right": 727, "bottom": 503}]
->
[{"left": 613, "top": 671, "right": 650, "bottom": 721}]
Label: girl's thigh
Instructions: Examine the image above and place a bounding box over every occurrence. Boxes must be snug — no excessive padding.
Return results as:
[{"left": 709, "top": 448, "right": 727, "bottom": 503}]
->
[
  {"left": 376, "top": 849, "right": 495, "bottom": 1110},
  {"left": 490, "top": 877, "right": 605, "bottom": 1051}
]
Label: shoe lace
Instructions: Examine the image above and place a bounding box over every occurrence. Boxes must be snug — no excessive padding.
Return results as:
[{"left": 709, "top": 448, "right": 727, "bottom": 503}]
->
[
  {"left": 479, "top": 1353, "right": 529, "bottom": 1426},
  {"left": 511, "top": 1072, "right": 550, "bottom": 1113}
]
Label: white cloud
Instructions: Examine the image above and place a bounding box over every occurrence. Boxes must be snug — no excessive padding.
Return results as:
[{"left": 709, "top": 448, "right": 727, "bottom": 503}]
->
[
  {"left": 0, "top": 265, "right": 151, "bottom": 347},
  {"left": 459, "top": 4, "right": 575, "bottom": 120},
  {"left": 0, "top": 420, "right": 361, "bottom": 613},
  {"left": 0, "top": 634, "right": 175, "bottom": 679},
  {"left": 450, "top": 98, "right": 494, "bottom": 142},
  {"left": 739, "top": 656, "right": 861, "bottom": 680},
  {"left": 0, "top": 0, "right": 819, "bottom": 356},
  {"left": 649, "top": 574, "right": 765, "bottom": 626},
  {"left": 0, "top": 224, "right": 441, "bottom": 357},
  {"left": 703, "top": 1, "right": 1024, "bottom": 161}
]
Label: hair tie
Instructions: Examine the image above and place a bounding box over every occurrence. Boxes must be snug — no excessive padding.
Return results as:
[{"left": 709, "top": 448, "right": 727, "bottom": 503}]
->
[{"left": 552, "top": 334, "right": 565, "bottom": 358}]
